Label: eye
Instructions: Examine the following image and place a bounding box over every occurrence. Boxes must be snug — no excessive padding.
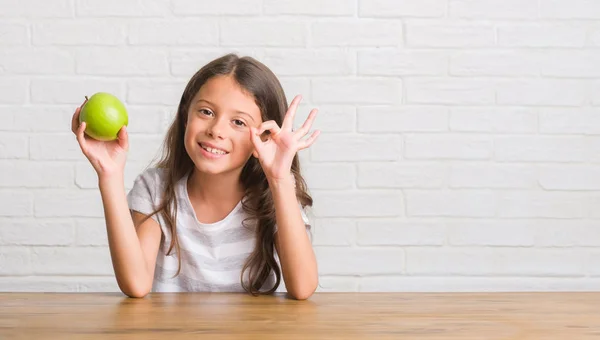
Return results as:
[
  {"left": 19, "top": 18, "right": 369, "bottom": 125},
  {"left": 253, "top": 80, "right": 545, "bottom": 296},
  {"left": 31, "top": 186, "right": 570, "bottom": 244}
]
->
[
  {"left": 198, "top": 108, "right": 214, "bottom": 117},
  {"left": 233, "top": 119, "right": 246, "bottom": 127}
]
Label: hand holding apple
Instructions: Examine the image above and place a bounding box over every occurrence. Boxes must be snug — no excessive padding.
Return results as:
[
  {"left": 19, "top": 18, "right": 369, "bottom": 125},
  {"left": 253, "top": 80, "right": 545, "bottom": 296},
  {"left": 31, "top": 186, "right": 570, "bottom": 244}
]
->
[
  {"left": 71, "top": 94, "right": 129, "bottom": 178},
  {"left": 79, "top": 92, "right": 128, "bottom": 141}
]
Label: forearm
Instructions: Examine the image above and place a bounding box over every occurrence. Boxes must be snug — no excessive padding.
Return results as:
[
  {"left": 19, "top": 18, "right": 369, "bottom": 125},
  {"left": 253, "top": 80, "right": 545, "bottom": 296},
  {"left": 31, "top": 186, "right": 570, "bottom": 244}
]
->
[
  {"left": 98, "top": 174, "right": 152, "bottom": 296},
  {"left": 269, "top": 178, "right": 318, "bottom": 299}
]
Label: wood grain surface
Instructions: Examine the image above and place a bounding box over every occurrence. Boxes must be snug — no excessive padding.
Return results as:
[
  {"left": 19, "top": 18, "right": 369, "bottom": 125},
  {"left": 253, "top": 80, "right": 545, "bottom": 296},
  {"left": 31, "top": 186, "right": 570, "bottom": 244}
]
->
[{"left": 1, "top": 292, "right": 599, "bottom": 339}]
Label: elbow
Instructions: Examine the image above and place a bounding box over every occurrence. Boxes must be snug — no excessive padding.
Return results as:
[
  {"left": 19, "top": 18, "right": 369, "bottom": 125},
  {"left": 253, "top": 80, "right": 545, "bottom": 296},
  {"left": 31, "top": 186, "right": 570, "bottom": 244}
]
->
[
  {"left": 124, "top": 288, "right": 150, "bottom": 299},
  {"left": 289, "top": 288, "right": 315, "bottom": 301},
  {"left": 287, "top": 279, "right": 318, "bottom": 300},
  {"left": 118, "top": 280, "right": 151, "bottom": 299}
]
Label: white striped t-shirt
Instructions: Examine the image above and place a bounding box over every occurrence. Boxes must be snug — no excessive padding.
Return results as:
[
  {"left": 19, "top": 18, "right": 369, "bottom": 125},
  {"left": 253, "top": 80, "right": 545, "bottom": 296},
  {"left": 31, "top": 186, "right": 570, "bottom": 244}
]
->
[{"left": 126, "top": 167, "right": 310, "bottom": 293}]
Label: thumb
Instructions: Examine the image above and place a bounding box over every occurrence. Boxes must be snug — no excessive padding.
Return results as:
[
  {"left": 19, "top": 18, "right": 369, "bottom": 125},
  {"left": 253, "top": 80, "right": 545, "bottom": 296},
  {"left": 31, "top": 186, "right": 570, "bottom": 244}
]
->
[{"left": 117, "top": 125, "right": 129, "bottom": 151}]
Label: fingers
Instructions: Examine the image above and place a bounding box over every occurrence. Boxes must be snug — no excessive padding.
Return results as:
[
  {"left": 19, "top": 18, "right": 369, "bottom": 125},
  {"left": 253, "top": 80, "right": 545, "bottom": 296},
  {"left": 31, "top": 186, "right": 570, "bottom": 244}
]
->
[
  {"left": 71, "top": 106, "right": 81, "bottom": 134},
  {"left": 117, "top": 125, "right": 129, "bottom": 151},
  {"left": 249, "top": 126, "right": 263, "bottom": 157},
  {"left": 298, "top": 130, "right": 321, "bottom": 150},
  {"left": 282, "top": 95, "right": 302, "bottom": 131},
  {"left": 294, "top": 108, "right": 318, "bottom": 138},
  {"left": 76, "top": 121, "right": 89, "bottom": 154},
  {"left": 71, "top": 98, "right": 88, "bottom": 134},
  {"left": 257, "top": 120, "right": 281, "bottom": 136}
]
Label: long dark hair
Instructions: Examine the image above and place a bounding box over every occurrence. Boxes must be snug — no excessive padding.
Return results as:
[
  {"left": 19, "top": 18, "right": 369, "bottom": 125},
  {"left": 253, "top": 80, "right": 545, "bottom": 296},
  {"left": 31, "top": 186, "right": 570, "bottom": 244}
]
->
[{"left": 140, "top": 53, "right": 313, "bottom": 295}]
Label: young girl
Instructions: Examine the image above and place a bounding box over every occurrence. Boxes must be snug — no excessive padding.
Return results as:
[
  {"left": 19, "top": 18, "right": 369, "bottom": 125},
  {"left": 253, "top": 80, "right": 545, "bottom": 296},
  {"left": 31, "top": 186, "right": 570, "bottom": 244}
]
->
[{"left": 70, "top": 54, "right": 320, "bottom": 300}]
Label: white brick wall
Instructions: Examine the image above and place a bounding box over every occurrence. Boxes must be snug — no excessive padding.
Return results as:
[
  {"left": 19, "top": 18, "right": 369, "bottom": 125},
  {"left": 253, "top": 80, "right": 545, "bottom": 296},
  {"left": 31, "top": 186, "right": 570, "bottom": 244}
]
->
[{"left": 1, "top": 0, "right": 599, "bottom": 293}]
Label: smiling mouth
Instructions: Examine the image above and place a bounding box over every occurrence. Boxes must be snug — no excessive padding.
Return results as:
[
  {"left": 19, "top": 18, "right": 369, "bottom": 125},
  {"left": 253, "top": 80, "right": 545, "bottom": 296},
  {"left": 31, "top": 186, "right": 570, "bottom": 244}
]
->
[{"left": 198, "top": 143, "right": 229, "bottom": 155}]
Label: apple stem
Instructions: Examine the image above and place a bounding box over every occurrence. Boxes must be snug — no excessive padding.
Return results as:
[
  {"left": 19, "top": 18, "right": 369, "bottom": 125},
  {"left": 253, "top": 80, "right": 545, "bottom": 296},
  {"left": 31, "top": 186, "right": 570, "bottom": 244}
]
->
[{"left": 85, "top": 95, "right": 88, "bottom": 101}]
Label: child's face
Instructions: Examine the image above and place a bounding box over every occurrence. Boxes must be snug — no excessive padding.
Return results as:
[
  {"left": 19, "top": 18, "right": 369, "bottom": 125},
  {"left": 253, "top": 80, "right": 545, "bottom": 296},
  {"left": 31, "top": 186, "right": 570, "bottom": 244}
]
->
[{"left": 184, "top": 75, "right": 263, "bottom": 176}]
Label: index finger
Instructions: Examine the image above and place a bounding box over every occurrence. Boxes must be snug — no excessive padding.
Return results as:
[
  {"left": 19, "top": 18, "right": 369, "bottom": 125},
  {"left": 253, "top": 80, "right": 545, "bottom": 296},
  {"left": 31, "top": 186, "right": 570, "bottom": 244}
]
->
[
  {"left": 71, "top": 98, "right": 88, "bottom": 134},
  {"left": 282, "top": 95, "right": 302, "bottom": 131},
  {"left": 71, "top": 106, "right": 81, "bottom": 134}
]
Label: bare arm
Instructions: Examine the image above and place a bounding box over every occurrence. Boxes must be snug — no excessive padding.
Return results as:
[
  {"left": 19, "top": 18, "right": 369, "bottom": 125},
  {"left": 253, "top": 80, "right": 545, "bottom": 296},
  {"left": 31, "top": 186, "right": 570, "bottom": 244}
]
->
[
  {"left": 249, "top": 95, "right": 320, "bottom": 300},
  {"left": 99, "top": 174, "right": 161, "bottom": 298},
  {"left": 71, "top": 100, "right": 160, "bottom": 298},
  {"left": 271, "top": 177, "right": 318, "bottom": 300}
]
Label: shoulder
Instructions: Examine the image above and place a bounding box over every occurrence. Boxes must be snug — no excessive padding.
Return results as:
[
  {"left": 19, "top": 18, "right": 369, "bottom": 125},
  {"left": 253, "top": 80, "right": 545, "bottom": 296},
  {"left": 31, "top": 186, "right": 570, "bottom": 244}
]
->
[
  {"left": 129, "top": 167, "right": 168, "bottom": 200},
  {"left": 134, "top": 166, "right": 167, "bottom": 182},
  {"left": 134, "top": 167, "right": 168, "bottom": 187}
]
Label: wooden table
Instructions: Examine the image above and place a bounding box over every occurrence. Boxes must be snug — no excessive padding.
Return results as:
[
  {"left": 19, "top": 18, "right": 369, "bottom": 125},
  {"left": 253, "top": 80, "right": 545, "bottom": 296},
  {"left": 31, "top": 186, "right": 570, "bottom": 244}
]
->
[{"left": 1, "top": 292, "right": 599, "bottom": 339}]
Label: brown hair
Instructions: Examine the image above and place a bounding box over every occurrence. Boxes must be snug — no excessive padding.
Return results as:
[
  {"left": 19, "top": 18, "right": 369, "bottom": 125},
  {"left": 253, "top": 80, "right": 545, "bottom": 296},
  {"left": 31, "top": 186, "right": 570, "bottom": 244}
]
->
[{"left": 141, "top": 53, "right": 313, "bottom": 295}]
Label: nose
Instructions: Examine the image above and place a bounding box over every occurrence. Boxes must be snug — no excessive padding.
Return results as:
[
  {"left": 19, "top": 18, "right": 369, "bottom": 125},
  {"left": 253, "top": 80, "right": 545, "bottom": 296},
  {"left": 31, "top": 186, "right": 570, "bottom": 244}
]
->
[{"left": 207, "top": 116, "right": 226, "bottom": 139}]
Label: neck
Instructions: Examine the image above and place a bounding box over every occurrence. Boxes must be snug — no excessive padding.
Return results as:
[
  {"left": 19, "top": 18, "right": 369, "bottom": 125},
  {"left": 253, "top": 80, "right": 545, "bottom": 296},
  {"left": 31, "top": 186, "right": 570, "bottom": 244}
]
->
[{"left": 187, "top": 168, "right": 245, "bottom": 206}]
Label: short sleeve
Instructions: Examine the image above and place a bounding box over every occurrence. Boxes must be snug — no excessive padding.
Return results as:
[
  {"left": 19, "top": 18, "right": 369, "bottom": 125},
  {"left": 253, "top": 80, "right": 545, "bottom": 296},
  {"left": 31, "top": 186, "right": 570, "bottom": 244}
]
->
[{"left": 126, "top": 168, "right": 163, "bottom": 223}]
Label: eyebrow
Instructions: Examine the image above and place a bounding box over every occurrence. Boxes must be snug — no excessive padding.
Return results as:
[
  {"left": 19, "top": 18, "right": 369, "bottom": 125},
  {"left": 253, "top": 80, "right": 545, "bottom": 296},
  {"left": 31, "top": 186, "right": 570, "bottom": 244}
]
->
[{"left": 195, "top": 99, "right": 256, "bottom": 122}]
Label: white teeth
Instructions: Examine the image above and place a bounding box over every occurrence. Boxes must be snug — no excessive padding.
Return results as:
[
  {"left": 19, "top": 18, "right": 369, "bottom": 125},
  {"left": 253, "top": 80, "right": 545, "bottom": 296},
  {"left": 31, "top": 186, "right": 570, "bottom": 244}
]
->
[{"left": 201, "top": 144, "right": 227, "bottom": 155}]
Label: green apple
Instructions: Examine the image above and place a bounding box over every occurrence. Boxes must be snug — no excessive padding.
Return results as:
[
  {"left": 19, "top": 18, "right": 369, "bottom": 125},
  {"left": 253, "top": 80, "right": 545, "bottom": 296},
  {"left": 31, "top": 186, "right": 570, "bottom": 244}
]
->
[{"left": 79, "top": 92, "right": 128, "bottom": 141}]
